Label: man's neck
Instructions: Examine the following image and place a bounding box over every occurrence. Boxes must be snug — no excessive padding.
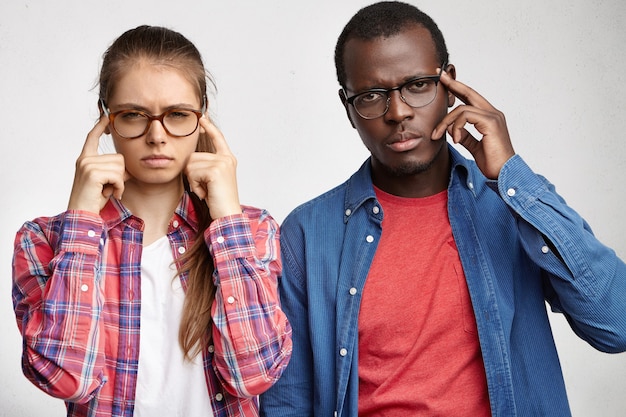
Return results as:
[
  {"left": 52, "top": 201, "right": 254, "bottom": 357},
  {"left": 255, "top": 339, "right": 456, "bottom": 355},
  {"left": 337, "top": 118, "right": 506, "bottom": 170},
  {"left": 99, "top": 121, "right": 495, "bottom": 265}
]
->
[{"left": 371, "top": 146, "right": 451, "bottom": 198}]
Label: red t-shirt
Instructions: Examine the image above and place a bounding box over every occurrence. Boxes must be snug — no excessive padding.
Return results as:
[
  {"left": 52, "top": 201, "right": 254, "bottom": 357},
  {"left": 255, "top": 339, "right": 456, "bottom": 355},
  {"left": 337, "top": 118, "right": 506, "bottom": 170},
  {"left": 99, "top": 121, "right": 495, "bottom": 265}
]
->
[{"left": 358, "top": 188, "right": 491, "bottom": 416}]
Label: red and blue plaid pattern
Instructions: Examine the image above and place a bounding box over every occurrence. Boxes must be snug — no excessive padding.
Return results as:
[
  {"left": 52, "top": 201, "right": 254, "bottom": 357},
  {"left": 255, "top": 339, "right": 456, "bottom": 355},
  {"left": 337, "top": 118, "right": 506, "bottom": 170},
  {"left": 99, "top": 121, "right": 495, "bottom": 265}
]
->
[{"left": 13, "top": 193, "right": 292, "bottom": 417}]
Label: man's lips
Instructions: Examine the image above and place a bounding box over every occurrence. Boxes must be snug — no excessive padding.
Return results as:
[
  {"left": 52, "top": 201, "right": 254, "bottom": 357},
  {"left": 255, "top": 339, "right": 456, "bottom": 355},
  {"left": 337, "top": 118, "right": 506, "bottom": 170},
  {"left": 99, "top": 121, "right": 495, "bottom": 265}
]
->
[{"left": 386, "top": 133, "right": 422, "bottom": 152}]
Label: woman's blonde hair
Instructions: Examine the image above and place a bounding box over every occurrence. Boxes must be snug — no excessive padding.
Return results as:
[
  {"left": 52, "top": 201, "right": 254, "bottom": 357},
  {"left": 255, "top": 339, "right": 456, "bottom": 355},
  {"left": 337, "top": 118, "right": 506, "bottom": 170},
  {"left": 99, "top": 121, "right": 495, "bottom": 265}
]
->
[{"left": 99, "top": 25, "right": 217, "bottom": 360}]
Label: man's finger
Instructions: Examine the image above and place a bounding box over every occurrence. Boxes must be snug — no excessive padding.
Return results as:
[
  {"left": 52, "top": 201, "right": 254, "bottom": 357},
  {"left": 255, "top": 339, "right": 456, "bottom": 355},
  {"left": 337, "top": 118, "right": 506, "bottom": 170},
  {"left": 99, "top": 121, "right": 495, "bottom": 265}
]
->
[{"left": 440, "top": 71, "right": 493, "bottom": 110}]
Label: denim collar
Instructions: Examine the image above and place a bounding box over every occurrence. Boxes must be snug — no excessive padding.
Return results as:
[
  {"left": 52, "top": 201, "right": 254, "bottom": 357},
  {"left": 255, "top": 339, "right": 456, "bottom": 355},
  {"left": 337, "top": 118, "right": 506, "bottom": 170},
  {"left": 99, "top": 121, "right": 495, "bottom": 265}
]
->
[{"left": 343, "top": 144, "right": 474, "bottom": 222}]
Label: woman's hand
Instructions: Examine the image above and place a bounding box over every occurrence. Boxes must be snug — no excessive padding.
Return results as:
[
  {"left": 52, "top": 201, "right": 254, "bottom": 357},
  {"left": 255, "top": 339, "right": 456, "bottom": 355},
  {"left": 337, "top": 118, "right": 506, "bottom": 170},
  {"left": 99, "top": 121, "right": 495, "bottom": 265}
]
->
[
  {"left": 185, "top": 116, "right": 242, "bottom": 219},
  {"left": 67, "top": 115, "right": 128, "bottom": 214}
]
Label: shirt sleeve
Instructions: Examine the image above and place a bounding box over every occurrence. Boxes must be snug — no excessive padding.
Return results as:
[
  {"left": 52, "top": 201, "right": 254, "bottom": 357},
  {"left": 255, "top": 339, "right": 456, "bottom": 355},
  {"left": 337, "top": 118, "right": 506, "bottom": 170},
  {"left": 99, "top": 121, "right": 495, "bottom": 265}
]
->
[
  {"left": 259, "top": 214, "right": 316, "bottom": 416},
  {"left": 12, "top": 211, "right": 107, "bottom": 402},
  {"left": 207, "top": 207, "right": 292, "bottom": 397},
  {"left": 494, "top": 155, "right": 626, "bottom": 352}
]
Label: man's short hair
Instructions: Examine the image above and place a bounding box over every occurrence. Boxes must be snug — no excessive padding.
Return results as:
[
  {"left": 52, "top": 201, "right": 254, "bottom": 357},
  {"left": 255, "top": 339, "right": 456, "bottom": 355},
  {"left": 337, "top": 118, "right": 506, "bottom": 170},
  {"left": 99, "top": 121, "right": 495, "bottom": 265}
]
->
[{"left": 335, "top": 1, "right": 449, "bottom": 88}]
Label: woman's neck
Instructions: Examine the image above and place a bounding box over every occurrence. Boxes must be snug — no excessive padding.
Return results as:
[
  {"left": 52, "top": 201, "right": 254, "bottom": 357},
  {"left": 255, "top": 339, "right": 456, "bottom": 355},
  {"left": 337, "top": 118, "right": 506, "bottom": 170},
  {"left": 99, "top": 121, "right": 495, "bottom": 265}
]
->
[{"left": 121, "top": 179, "right": 185, "bottom": 245}]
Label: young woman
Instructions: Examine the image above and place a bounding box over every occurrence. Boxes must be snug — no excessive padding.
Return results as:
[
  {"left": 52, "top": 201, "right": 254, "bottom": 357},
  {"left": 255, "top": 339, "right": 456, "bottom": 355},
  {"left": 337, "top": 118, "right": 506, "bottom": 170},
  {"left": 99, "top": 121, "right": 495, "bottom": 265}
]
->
[{"left": 12, "top": 25, "right": 291, "bottom": 417}]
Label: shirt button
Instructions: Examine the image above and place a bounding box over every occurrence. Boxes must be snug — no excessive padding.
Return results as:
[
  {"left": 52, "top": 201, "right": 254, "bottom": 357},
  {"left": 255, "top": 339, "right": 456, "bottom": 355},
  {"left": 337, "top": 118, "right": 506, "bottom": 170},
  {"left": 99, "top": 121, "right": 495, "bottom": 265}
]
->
[
  {"left": 87, "top": 230, "right": 96, "bottom": 238},
  {"left": 227, "top": 296, "right": 235, "bottom": 304},
  {"left": 339, "top": 348, "right": 348, "bottom": 357},
  {"left": 100, "top": 238, "right": 105, "bottom": 246},
  {"left": 366, "top": 235, "right": 374, "bottom": 243},
  {"left": 172, "top": 220, "right": 179, "bottom": 228},
  {"left": 178, "top": 246, "right": 186, "bottom": 254},
  {"left": 541, "top": 245, "right": 550, "bottom": 254},
  {"left": 345, "top": 209, "right": 352, "bottom": 216},
  {"left": 216, "top": 236, "right": 225, "bottom": 244},
  {"left": 349, "top": 287, "right": 357, "bottom": 296},
  {"left": 507, "top": 188, "right": 516, "bottom": 197},
  {"left": 215, "top": 393, "right": 224, "bottom": 401},
  {"left": 208, "top": 345, "right": 215, "bottom": 353},
  {"left": 372, "top": 206, "right": 380, "bottom": 214},
  {"left": 468, "top": 182, "right": 474, "bottom": 190},
  {"left": 80, "top": 284, "right": 89, "bottom": 292}
]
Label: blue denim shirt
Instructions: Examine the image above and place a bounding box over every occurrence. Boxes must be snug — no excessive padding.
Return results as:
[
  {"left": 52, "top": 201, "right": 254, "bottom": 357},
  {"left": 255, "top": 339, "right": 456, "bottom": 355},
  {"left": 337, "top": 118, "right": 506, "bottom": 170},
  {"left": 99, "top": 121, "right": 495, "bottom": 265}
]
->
[{"left": 260, "top": 145, "right": 626, "bottom": 417}]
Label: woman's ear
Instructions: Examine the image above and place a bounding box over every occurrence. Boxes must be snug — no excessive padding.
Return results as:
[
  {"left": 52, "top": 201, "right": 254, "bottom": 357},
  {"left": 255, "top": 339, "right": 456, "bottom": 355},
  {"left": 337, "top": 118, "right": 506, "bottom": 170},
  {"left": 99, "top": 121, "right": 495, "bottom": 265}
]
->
[
  {"left": 200, "top": 95, "right": 209, "bottom": 134},
  {"left": 98, "top": 99, "right": 111, "bottom": 135}
]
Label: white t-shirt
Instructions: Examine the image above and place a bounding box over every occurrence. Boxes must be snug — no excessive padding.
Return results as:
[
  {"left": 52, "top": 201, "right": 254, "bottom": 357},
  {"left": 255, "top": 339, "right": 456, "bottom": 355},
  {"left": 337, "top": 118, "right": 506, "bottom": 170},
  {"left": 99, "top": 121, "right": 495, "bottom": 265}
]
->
[{"left": 133, "top": 236, "right": 214, "bottom": 417}]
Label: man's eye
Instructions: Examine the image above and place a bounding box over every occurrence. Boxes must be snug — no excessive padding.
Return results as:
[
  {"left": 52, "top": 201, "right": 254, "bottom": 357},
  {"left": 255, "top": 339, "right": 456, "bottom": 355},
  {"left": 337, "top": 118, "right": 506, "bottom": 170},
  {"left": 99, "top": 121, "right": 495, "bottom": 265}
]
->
[
  {"left": 358, "top": 92, "right": 385, "bottom": 104},
  {"left": 405, "top": 79, "right": 434, "bottom": 93}
]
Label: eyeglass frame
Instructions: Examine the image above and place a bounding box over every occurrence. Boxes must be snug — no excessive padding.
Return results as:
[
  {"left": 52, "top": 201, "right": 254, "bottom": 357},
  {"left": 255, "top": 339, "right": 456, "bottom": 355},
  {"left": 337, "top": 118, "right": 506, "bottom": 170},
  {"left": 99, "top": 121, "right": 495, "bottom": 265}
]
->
[
  {"left": 99, "top": 97, "right": 207, "bottom": 139},
  {"left": 343, "top": 62, "right": 447, "bottom": 120}
]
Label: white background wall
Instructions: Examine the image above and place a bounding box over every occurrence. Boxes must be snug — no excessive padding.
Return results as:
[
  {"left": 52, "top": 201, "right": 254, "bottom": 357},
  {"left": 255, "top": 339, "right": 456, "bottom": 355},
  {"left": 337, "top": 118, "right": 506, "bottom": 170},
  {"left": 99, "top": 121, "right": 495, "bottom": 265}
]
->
[{"left": 1, "top": 1, "right": 625, "bottom": 415}]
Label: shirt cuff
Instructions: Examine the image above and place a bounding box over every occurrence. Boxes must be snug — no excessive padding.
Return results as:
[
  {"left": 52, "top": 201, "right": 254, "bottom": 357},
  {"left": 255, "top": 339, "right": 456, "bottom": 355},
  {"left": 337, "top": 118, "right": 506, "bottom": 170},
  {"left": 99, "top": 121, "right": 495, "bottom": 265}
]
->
[
  {"left": 206, "top": 213, "right": 256, "bottom": 262},
  {"left": 57, "top": 210, "right": 104, "bottom": 255},
  {"left": 496, "top": 154, "right": 551, "bottom": 210}
]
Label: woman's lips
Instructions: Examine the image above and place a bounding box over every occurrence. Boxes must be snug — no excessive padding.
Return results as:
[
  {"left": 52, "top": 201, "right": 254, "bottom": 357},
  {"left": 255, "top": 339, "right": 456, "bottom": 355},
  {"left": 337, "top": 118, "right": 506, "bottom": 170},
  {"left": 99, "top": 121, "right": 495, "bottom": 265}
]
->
[{"left": 142, "top": 155, "right": 173, "bottom": 168}]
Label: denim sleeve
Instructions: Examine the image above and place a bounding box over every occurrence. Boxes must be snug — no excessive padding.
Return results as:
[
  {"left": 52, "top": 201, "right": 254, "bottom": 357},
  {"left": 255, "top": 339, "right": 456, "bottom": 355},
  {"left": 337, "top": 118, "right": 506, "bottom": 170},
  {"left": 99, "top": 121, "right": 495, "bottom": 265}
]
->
[
  {"left": 259, "top": 214, "right": 314, "bottom": 416},
  {"left": 494, "top": 155, "right": 626, "bottom": 352}
]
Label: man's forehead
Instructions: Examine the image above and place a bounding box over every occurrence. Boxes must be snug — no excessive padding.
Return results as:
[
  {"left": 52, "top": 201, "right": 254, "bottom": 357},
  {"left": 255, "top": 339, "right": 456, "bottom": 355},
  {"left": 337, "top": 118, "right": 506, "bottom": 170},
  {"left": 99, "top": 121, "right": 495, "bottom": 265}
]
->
[{"left": 343, "top": 27, "right": 440, "bottom": 89}]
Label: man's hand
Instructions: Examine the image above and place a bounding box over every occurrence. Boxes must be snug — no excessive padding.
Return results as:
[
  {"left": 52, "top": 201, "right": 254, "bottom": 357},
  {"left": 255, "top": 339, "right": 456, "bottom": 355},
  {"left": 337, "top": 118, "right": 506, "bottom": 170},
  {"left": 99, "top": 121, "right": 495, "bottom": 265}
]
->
[{"left": 433, "top": 70, "right": 515, "bottom": 180}]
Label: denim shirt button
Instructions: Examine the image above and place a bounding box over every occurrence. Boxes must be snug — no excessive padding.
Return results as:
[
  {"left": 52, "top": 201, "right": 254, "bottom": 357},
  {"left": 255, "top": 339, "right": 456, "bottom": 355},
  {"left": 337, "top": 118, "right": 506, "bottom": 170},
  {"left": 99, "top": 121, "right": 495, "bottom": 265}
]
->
[
  {"left": 349, "top": 287, "right": 357, "bottom": 296},
  {"left": 339, "top": 348, "right": 348, "bottom": 357},
  {"left": 366, "top": 235, "right": 374, "bottom": 243},
  {"left": 506, "top": 188, "right": 516, "bottom": 197},
  {"left": 541, "top": 245, "right": 550, "bottom": 254},
  {"left": 372, "top": 206, "right": 380, "bottom": 214},
  {"left": 345, "top": 209, "right": 352, "bottom": 216}
]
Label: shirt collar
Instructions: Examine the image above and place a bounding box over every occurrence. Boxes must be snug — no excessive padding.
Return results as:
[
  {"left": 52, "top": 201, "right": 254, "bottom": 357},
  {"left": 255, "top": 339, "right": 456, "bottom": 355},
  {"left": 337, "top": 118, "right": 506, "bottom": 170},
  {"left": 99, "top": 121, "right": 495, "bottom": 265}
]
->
[
  {"left": 99, "top": 191, "right": 199, "bottom": 232},
  {"left": 343, "top": 143, "right": 475, "bottom": 219}
]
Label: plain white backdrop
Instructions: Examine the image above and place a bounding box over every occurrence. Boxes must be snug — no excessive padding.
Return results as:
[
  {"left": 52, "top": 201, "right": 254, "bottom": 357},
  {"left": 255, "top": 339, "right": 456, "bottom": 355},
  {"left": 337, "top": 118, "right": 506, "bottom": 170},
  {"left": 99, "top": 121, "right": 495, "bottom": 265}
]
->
[{"left": 1, "top": 1, "right": 625, "bottom": 415}]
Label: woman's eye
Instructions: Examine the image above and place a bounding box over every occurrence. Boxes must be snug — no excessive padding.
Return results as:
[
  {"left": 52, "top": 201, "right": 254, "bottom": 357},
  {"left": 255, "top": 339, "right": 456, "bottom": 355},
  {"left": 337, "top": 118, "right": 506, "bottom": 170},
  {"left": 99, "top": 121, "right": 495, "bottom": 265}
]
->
[
  {"left": 119, "top": 111, "right": 147, "bottom": 121},
  {"left": 168, "top": 110, "right": 192, "bottom": 119}
]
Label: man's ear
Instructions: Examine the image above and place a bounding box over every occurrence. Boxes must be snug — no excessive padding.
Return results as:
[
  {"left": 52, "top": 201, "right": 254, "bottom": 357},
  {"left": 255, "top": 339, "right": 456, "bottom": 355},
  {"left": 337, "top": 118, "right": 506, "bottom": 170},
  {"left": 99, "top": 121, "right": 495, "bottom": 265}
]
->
[
  {"left": 444, "top": 64, "right": 457, "bottom": 108},
  {"left": 338, "top": 89, "right": 356, "bottom": 129}
]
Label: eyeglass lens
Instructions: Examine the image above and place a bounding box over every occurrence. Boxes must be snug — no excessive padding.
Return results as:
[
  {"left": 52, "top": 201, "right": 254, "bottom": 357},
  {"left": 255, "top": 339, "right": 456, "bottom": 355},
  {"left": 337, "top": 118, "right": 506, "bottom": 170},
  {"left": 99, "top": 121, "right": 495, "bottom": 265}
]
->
[
  {"left": 354, "top": 78, "right": 438, "bottom": 119},
  {"left": 113, "top": 110, "right": 200, "bottom": 139}
]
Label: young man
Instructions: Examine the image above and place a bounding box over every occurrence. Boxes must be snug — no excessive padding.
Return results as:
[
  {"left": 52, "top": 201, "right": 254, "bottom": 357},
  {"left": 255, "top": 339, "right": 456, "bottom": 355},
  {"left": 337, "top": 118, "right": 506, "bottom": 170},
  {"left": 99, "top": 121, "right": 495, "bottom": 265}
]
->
[{"left": 260, "top": 2, "right": 626, "bottom": 416}]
